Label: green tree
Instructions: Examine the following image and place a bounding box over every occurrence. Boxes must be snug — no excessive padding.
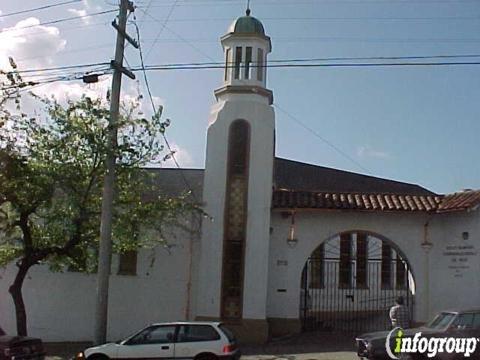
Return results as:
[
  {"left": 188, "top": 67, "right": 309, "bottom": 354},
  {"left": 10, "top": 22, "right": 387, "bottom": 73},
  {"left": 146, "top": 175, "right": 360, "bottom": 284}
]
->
[{"left": 0, "top": 62, "right": 200, "bottom": 336}]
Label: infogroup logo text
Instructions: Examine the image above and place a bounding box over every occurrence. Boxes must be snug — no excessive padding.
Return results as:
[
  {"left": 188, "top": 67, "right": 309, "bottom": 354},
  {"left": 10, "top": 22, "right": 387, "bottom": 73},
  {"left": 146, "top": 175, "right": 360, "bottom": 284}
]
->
[{"left": 385, "top": 327, "right": 479, "bottom": 359}]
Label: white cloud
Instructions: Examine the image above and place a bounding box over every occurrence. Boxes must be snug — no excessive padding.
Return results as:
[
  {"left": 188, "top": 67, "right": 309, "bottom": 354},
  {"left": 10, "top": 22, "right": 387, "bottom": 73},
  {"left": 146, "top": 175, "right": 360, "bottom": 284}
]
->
[
  {"left": 67, "top": 8, "right": 90, "bottom": 25},
  {"left": 357, "top": 145, "right": 390, "bottom": 159},
  {"left": 0, "top": 17, "right": 67, "bottom": 69},
  {"left": 41, "top": 76, "right": 112, "bottom": 102},
  {"left": 83, "top": 0, "right": 103, "bottom": 12},
  {"left": 0, "top": 16, "right": 166, "bottom": 128},
  {"left": 162, "top": 141, "right": 193, "bottom": 168}
]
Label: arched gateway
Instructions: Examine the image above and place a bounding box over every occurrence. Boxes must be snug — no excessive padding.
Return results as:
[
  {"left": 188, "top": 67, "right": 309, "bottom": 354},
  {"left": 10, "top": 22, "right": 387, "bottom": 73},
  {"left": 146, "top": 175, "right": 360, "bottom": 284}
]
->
[{"left": 300, "top": 231, "right": 415, "bottom": 333}]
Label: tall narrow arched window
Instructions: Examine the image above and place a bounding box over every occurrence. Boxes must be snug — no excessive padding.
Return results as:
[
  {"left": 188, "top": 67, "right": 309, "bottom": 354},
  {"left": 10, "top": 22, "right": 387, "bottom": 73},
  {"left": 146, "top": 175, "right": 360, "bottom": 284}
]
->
[
  {"left": 234, "top": 47, "right": 242, "bottom": 79},
  {"left": 224, "top": 48, "right": 231, "bottom": 81},
  {"left": 221, "top": 120, "right": 250, "bottom": 320},
  {"left": 257, "top": 48, "right": 264, "bottom": 81},
  {"left": 245, "top": 47, "right": 252, "bottom": 79}
]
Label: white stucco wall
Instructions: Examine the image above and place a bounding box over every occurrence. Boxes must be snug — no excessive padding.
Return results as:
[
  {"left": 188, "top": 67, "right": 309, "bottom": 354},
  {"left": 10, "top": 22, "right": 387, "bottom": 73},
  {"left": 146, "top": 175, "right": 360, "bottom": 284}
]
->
[
  {"left": 197, "top": 95, "right": 275, "bottom": 320},
  {"left": 266, "top": 208, "right": 480, "bottom": 324},
  {"left": 1, "top": 204, "right": 477, "bottom": 341},
  {"left": 427, "top": 209, "right": 480, "bottom": 316},
  {"left": 0, "top": 222, "right": 200, "bottom": 342}
]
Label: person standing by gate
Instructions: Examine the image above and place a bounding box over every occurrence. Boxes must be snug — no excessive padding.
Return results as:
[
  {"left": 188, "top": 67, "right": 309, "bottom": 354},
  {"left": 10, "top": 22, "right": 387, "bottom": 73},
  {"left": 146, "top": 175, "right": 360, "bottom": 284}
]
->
[{"left": 389, "top": 296, "right": 410, "bottom": 329}]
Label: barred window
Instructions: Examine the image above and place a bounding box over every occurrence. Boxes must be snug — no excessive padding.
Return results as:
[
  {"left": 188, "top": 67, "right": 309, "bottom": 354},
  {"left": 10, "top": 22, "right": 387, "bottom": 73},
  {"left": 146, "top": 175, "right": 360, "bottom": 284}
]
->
[
  {"left": 118, "top": 250, "right": 137, "bottom": 276},
  {"left": 309, "top": 244, "right": 324, "bottom": 289},
  {"left": 339, "top": 233, "right": 352, "bottom": 288},
  {"left": 381, "top": 243, "right": 392, "bottom": 289},
  {"left": 356, "top": 233, "right": 368, "bottom": 288}
]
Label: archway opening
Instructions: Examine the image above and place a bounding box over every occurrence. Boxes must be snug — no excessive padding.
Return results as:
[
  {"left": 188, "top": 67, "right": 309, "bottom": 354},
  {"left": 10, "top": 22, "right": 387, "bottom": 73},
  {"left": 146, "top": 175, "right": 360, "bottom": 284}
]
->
[{"left": 300, "top": 231, "right": 415, "bottom": 333}]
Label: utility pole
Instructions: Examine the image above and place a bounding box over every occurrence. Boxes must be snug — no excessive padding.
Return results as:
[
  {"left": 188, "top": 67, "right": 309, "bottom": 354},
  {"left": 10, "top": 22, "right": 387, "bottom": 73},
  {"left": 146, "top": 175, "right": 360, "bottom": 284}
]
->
[{"left": 94, "top": 0, "right": 137, "bottom": 345}]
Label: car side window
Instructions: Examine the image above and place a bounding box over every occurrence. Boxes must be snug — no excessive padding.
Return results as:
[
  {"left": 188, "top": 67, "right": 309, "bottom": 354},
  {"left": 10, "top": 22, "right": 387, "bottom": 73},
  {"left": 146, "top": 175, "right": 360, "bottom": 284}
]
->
[
  {"left": 453, "top": 314, "right": 475, "bottom": 329},
  {"left": 177, "top": 325, "right": 221, "bottom": 342},
  {"left": 127, "top": 325, "right": 176, "bottom": 345},
  {"left": 472, "top": 313, "right": 480, "bottom": 329}
]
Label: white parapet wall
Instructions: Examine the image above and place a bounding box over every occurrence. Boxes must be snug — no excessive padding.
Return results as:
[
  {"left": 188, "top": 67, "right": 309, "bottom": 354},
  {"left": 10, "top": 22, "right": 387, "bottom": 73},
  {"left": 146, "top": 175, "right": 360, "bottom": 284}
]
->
[{"left": 0, "top": 225, "right": 200, "bottom": 342}]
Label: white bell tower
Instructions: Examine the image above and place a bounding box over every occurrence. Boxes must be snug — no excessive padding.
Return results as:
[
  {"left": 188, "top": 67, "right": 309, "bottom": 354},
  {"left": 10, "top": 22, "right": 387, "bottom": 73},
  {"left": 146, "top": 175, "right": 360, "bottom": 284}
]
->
[{"left": 196, "top": 8, "right": 275, "bottom": 343}]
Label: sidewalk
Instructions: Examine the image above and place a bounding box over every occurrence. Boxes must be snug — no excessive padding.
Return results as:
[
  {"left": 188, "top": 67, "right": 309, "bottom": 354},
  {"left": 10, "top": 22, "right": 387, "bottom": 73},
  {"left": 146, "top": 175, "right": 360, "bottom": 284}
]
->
[{"left": 241, "top": 331, "right": 357, "bottom": 359}]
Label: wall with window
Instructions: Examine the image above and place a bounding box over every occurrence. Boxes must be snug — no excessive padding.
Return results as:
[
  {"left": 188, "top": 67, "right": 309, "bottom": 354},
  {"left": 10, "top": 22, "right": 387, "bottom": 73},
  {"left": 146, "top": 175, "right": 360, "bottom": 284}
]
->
[
  {"left": 0, "top": 215, "right": 201, "bottom": 342},
  {"left": 266, "top": 208, "right": 480, "bottom": 326}
]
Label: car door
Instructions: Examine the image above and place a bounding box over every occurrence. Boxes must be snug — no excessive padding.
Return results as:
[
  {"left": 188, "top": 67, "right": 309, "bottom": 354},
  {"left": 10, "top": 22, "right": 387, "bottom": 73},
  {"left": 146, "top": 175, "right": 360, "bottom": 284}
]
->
[
  {"left": 440, "top": 313, "right": 478, "bottom": 360},
  {"left": 174, "top": 325, "right": 222, "bottom": 359},
  {"left": 117, "top": 325, "right": 176, "bottom": 359}
]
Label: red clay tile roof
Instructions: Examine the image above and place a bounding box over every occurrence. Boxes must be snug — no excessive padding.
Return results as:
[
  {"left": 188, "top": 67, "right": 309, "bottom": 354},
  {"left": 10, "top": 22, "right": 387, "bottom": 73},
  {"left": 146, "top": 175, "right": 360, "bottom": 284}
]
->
[
  {"left": 272, "top": 190, "right": 480, "bottom": 213},
  {"left": 438, "top": 191, "right": 480, "bottom": 212},
  {"left": 142, "top": 158, "right": 480, "bottom": 213}
]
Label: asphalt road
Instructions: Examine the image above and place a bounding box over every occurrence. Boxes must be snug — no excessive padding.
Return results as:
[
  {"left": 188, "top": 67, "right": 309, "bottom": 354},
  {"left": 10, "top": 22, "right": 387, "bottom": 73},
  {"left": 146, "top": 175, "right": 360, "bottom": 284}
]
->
[
  {"left": 241, "top": 352, "right": 358, "bottom": 360},
  {"left": 44, "top": 331, "right": 359, "bottom": 360},
  {"left": 46, "top": 353, "right": 358, "bottom": 360}
]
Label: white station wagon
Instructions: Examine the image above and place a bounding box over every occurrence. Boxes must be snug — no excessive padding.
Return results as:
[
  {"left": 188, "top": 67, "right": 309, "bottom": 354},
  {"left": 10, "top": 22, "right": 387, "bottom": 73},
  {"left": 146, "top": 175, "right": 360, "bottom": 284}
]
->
[{"left": 77, "top": 322, "right": 240, "bottom": 360}]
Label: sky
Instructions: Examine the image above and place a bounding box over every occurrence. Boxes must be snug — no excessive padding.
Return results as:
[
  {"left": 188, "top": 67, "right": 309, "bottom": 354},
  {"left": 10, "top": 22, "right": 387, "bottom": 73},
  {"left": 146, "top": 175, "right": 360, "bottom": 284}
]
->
[{"left": 1, "top": 0, "right": 479, "bottom": 195}]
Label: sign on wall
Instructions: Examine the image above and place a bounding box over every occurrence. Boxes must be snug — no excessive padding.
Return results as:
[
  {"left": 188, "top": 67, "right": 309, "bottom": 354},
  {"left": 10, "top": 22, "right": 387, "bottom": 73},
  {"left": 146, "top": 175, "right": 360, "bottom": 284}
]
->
[{"left": 443, "top": 244, "right": 477, "bottom": 278}]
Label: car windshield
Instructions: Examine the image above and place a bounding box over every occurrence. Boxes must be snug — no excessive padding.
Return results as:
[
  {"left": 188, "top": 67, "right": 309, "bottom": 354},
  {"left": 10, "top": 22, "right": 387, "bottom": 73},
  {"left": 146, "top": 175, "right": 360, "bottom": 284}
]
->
[{"left": 426, "top": 312, "right": 456, "bottom": 329}]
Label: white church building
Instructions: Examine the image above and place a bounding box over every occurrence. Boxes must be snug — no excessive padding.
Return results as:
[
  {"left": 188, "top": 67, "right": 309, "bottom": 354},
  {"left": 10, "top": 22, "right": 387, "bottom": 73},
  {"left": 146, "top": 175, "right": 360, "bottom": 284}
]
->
[{"left": 1, "top": 10, "right": 480, "bottom": 344}]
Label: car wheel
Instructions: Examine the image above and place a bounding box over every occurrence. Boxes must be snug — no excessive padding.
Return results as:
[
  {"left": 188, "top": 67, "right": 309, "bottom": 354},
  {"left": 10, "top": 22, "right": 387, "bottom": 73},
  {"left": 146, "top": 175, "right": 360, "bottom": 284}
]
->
[
  {"left": 87, "top": 354, "right": 110, "bottom": 360},
  {"left": 194, "top": 353, "right": 218, "bottom": 360}
]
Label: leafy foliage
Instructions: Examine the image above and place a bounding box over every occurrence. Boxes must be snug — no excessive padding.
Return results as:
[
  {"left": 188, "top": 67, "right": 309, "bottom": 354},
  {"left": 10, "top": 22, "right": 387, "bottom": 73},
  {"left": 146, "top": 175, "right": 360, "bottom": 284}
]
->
[{"left": 0, "top": 59, "right": 200, "bottom": 273}]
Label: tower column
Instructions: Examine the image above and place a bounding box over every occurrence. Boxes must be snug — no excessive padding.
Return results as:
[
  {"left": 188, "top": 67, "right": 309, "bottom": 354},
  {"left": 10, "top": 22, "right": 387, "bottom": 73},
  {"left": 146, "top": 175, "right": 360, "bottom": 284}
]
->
[{"left": 196, "top": 9, "right": 274, "bottom": 344}]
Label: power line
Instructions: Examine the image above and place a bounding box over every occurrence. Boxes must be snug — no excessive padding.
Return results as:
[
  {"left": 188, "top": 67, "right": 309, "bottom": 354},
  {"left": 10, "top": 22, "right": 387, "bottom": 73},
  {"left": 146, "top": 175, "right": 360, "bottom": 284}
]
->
[
  {"left": 7, "top": 55, "right": 480, "bottom": 87},
  {"left": 132, "top": 15, "right": 199, "bottom": 202},
  {"left": 4, "top": 20, "right": 111, "bottom": 40},
  {"left": 0, "top": 0, "right": 82, "bottom": 18},
  {"left": 131, "top": 5, "right": 368, "bottom": 179},
  {"left": 6, "top": 57, "right": 480, "bottom": 89},
  {"left": 122, "top": 53, "right": 480, "bottom": 68},
  {"left": 137, "top": 7, "right": 216, "bottom": 62},
  {"left": 133, "top": 4, "right": 370, "bottom": 177},
  {"left": 15, "top": 44, "right": 113, "bottom": 64},
  {"left": 135, "top": 36, "right": 480, "bottom": 44},
  {"left": 6, "top": 57, "right": 480, "bottom": 98},
  {"left": 134, "top": 15, "right": 480, "bottom": 22},
  {"left": 273, "top": 103, "right": 371, "bottom": 174},
  {"left": 143, "top": 0, "right": 180, "bottom": 61},
  {"left": 135, "top": 0, "right": 480, "bottom": 6},
  {"left": 132, "top": 61, "right": 480, "bottom": 72},
  {"left": 13, "top": 62, "right": 110, "bottom": 74},
  {"left": 1, "top": 9, "right": 118, "bottom": 32}
]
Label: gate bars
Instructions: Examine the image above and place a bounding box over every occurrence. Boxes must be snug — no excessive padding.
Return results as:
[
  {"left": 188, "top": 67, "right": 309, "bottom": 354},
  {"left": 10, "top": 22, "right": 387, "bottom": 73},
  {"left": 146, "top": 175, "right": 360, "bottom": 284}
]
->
[{"left": 301, "top": 258, "right": 414, "bottom": 333}]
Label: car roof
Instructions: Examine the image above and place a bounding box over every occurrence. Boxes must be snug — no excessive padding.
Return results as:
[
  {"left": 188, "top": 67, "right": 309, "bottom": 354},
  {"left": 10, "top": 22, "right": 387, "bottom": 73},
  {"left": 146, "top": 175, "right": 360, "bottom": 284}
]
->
[
  {"left": 148, "top": 321, "right": 222, "bottom": 326},
  {"left": 439, "top": 308, "right": 480, "bottom": 314}
]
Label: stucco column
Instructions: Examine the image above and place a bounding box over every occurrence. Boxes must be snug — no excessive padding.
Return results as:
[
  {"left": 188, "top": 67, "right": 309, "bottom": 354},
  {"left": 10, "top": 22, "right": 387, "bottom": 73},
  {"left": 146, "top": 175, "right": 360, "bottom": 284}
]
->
[{"left": 421, "top": 221, "right": 433, "bottom": 322}]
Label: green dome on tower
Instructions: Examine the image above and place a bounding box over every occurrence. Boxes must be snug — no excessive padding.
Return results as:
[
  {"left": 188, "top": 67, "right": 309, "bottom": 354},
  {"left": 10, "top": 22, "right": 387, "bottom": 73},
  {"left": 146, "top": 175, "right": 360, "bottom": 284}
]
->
[{"left": 228, "top": 9, "right": 265, "bottom": 35}]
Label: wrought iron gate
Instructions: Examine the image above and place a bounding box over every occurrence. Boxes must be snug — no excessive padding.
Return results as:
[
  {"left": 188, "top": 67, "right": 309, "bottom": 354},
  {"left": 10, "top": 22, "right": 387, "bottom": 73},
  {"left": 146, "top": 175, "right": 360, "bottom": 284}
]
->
[{"left": 300, "top": 257, "right": 414, "bottom": 333}]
